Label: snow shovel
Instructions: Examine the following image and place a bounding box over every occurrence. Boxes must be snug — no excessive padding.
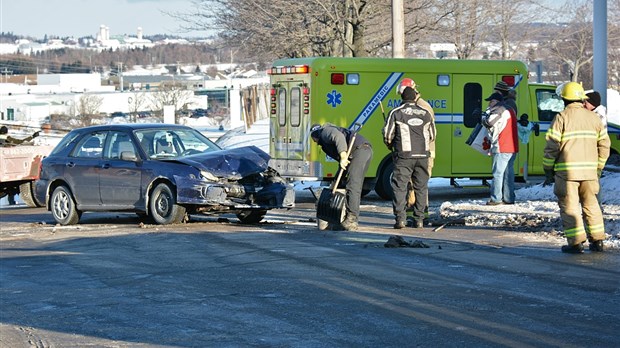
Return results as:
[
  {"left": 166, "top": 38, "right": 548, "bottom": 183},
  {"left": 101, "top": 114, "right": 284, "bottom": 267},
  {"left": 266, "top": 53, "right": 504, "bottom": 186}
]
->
[{"left": 316, "top": 129, "right": 358, "bottom": 225}]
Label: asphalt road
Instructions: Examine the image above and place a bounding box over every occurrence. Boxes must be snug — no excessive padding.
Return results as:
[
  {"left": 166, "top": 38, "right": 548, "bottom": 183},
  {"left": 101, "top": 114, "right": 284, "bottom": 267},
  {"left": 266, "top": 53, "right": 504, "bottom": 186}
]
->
[{"left": 1, "top": 189, "right": 619, "bottom": 348}]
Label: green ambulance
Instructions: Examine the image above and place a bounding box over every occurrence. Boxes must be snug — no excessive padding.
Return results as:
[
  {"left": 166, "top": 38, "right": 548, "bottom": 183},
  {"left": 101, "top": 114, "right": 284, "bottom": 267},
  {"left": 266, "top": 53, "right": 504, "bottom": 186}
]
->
[{"left": 267, "top": 57, "right": 620, "bottom": 200}]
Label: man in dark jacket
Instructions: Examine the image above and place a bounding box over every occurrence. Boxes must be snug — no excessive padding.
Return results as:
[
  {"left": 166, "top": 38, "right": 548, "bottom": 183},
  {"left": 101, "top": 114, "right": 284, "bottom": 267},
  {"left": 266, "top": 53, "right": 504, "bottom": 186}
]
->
[
  {"left": 383, "top": 86, "right": 436, "bottom": 229},
  {"left": 311, "top": 123, "right": 373, "bottom": 231}
]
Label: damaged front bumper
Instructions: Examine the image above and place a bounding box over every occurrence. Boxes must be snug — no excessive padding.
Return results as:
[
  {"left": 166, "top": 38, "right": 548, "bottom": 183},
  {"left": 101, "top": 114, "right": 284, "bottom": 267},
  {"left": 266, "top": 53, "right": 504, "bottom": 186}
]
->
[{"left": 174, "top": 175, "right": 295, "bottom": 209}]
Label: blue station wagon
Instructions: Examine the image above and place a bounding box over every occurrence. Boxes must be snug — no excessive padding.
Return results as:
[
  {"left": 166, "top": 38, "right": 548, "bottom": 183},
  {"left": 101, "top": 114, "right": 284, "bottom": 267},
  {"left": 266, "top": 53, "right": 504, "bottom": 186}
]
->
[{"left": 35, "top": 124, "right": 295, "bottom": 225}]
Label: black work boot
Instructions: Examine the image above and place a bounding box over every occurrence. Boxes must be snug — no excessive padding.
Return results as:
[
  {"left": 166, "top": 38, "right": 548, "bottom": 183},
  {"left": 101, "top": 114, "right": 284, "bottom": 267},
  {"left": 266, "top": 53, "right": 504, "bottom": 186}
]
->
[
  {"left": 589, "top": 240, "right": 604, "bottom": 252},
  {"left": 561, "top": 243, "right": 584, "bottom": 254}
]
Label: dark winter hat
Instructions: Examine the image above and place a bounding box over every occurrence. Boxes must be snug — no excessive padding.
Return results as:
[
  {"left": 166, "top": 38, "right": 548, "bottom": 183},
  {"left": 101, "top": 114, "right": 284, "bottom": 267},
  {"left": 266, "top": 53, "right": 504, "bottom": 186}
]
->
[
  {"left": 310, "top": 124, "right": 322, "bottom": 139},
  {"left": 586, "top": 91, "right": 601, "bottom": 107},
  {"left": 494, "top": 81, "right": 510, "bottom": 92},
  {"left": 0, "top": 126, "right": 7, "bottom": 134},
  {"left": 401, "top": 86, "right": 418, "bottom": 101},
  {"left": 485, "top": 92, "right": 504, "bottom": 102}
]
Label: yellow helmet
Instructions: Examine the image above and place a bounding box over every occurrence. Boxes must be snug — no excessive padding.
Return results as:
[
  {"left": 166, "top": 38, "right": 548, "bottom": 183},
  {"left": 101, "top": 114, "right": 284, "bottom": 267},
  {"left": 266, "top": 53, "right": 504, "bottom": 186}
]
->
[{"left": 560, "top": 82, "right": 589, "bottom": 101}]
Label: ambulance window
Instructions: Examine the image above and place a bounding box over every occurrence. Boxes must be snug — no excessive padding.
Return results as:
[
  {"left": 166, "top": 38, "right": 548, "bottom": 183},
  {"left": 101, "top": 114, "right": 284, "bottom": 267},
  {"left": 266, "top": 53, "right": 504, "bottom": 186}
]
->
[
  {"left": 278, "top": 88, "right": 286, "bottom": 126},
  {"left": 290, "top": 87, "right": 301, "bottom": 127},
  {"left": 463, "top": 83, "right": 483, "bottom": 128},
  {"left": 536, "top": 89, "right": 563, "bottom": 122}
]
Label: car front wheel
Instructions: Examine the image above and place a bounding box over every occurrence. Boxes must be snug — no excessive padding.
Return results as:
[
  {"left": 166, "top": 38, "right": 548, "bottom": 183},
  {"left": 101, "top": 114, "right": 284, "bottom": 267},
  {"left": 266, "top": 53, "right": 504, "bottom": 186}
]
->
[
  {"left": 149, "top": 183, "right": 186, "bottom": 225},
  {"left": 51, "top": 186, "right": 80, "bottom": 225}
]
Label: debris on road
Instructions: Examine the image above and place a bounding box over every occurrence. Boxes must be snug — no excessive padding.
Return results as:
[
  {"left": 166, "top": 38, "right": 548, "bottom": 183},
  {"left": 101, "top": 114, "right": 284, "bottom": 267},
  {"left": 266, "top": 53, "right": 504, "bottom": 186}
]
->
[{"left": 384, "top": 235, "right": 430, "bottom": 248}]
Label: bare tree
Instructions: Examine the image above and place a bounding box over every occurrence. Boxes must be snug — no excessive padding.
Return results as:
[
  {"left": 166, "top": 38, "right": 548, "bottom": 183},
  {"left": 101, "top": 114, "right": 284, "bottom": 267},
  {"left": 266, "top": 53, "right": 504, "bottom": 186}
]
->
[
  {"left": 433, "top": 0, "right": 494, "bottom": 59},
  {"left": 76, "top": 94, "right": 104, "bottom": 126},
  {"left": 171, "top": 0, "right": 449, "bottom": 60},
  {"left": 127, "top": 92, "right": 148, "bottom": 123},
  {"left": 544, "top": 2, "right": 593, "bottom": 83},
  {"left": 490, "top": 0, "right": 549, "bottom": 60},
  {"left": 149, "top": 82, "right": 194, "bottom": 124}
]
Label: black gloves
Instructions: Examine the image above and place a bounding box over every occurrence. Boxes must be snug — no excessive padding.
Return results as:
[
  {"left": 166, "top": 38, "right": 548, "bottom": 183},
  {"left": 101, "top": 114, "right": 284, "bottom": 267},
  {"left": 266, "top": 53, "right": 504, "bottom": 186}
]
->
[
  {"left": 32, "top": 131, "right": 40, "bottom": 138},
  {"left": 532, "top": 123, "right": 540, "bottom": 136},
  {"left": 543, "top": 169, "right": 554, "bottom": 187}
]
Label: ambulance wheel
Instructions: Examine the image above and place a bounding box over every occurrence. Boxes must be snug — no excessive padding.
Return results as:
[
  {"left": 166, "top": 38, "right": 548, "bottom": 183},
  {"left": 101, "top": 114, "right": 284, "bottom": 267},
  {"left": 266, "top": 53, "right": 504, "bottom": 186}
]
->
[
  {"left": 375, "top": 162, "right": 394, "bottom": 201},
  {"left": 606, "top": 151, "right": 620, "bottom": 167}
]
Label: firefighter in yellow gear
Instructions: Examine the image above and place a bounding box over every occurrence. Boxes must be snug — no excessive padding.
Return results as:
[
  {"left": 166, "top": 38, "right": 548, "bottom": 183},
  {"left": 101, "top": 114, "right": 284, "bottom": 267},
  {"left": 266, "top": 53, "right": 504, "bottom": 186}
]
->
[{"left": 543, "top": 82, "right": 610, "bottom": 253}]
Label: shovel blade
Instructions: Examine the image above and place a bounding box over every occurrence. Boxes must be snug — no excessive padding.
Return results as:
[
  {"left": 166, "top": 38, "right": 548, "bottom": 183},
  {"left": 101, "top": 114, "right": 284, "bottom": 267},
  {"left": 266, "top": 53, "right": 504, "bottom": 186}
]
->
[{"left": 316, "top": 189, "right": 346, "bottom": 224}]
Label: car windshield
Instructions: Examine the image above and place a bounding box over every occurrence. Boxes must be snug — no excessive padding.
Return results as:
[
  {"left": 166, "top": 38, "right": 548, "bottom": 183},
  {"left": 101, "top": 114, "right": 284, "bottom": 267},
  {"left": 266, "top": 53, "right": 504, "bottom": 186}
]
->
[{"left": 134, "top": 128, "right": 220, "bottom": 159}]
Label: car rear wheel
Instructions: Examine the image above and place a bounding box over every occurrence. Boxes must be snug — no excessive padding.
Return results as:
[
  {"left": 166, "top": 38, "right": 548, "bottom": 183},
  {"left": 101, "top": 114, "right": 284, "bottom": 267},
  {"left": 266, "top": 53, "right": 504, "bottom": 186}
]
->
[
  {"left": 149, "top": 183, "right": 186, "bottom": 225},
  {"left": 236, "top": 210, "right": 267, "bottom": 224},
  {"left": 51, "top": 186, "right": 80, "bottom": 225}
]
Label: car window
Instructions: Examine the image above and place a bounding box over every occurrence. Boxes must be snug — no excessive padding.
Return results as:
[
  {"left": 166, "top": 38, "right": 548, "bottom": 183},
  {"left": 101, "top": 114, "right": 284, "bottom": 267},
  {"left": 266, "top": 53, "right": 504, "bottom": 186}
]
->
[
  {"left": 536, "top": 89, "right": 564, "bottom": 122},
  {"left": 105, "top": 131, "right": 137, "bottom": 160},
  {"left": 134, "top": 128, "right": 219, "bottom": 159},
  {"left": 50, "top": 132, "right": 81, "bottom": 155},
  {"left": 73, "top": 133, "right": 106, "bottom": 158}
]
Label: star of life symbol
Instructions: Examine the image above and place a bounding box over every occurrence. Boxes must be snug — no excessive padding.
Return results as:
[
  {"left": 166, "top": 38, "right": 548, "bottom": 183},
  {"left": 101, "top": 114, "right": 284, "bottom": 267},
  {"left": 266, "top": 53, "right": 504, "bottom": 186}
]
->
[{"left": 327, "top": 90, "right": 342, "bottom": 108}]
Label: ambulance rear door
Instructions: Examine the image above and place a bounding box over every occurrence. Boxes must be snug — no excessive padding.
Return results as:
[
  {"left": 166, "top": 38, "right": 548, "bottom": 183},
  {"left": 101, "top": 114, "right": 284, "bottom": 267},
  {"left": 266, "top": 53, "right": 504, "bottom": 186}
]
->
[{"left": 269, "top": 78, "right": 312, "bottom": 177}]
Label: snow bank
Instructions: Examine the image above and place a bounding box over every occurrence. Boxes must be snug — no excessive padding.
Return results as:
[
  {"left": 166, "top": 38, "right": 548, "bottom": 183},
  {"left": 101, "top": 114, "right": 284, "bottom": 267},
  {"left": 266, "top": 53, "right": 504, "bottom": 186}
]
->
[{"left": 441, "top": 171, "right": 620, "bottom": 250}]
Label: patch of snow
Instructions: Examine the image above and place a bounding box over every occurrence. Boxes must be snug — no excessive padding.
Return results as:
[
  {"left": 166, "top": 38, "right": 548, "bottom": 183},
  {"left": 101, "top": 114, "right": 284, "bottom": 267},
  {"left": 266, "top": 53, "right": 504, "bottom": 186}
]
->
[{"left": 441, "top": 170, "right": 620, "bottom": 250}]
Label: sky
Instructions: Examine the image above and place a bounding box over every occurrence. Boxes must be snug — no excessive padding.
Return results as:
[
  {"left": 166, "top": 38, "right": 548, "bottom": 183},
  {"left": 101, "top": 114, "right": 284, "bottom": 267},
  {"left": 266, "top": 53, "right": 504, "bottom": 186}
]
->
[{"left": 0, "top": 0, "right": 207, "bottom": 39}]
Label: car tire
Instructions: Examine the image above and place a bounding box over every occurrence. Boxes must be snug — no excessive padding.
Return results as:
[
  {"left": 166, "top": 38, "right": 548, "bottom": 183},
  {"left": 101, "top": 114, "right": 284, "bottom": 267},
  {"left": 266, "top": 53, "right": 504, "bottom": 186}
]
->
[
  {"left": 20, "top": 182, "right": 42, "bottom": 208},
  {"left": 51, "top": 186, "right": 80, "bottom": 225},
  {"left": 236, "top": 210, "right": 267, "bottom": 224},
  {"left": 149, "top": 183, "right": 186, "bottom": 225}
]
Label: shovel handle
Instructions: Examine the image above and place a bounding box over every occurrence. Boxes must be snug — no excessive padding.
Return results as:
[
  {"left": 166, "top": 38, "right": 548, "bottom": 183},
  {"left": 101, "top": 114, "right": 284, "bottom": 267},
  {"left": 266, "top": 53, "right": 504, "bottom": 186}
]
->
[{"left": 331, "top": 131, "right": 358, "bottom": 194}]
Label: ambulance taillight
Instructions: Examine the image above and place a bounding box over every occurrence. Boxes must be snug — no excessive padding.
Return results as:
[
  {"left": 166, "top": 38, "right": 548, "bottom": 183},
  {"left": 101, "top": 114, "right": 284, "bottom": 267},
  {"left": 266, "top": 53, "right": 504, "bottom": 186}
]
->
[
  {"left": 501, "top": 75, "right": 516, "bottom": 86},
  {"left": 331, "top": 73, "right": 345, "bottom": 85},
  {"left": 270, "top": 88, "right": 277, "bottom": 114}
]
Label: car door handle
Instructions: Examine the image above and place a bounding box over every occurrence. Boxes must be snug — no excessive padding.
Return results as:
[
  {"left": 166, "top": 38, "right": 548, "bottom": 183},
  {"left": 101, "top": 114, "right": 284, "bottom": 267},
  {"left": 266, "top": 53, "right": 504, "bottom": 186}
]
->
[{"left": 66, "top": 162, "right": 75, "bottom": 168}]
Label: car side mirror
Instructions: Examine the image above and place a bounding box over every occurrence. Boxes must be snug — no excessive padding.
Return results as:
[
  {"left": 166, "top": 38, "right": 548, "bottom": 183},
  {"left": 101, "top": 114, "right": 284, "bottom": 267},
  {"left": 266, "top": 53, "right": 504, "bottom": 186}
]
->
[{"left": 121, "top": 151, "right": 138, "bottom": 162}]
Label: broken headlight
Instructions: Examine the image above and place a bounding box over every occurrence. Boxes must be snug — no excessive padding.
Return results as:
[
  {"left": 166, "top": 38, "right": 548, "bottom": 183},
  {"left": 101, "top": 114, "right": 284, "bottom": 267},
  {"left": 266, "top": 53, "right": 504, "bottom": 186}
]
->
[{"left": 200, "top": 170, "right": 219, "bottom": 182}]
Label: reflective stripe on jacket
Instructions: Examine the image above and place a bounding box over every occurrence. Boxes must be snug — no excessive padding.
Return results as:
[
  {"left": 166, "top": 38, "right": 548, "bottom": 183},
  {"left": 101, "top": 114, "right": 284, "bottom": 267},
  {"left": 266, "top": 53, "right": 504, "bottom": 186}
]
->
[
  {"left": 383, "top": 101, "right": 435, "bottom": 158},
  {"left": 543, "top": 103, "right": 610, "bottom": 180}
]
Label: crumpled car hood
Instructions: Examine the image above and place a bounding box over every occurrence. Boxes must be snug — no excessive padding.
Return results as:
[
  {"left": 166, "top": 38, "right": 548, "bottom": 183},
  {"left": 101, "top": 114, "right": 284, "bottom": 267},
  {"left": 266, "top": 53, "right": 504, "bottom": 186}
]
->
[{"left": 172, "top": 145, "right": 271, "bottom": 180}]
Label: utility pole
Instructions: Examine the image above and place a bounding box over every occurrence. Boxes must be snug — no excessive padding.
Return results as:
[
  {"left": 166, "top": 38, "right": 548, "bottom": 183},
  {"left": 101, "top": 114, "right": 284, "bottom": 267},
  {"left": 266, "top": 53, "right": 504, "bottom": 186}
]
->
[
  {"left": 392, "top": 0, "right": 405, "bottom": 58},
  {"left": 593, "top": 0, "right": 607, "bottom": 105}
]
